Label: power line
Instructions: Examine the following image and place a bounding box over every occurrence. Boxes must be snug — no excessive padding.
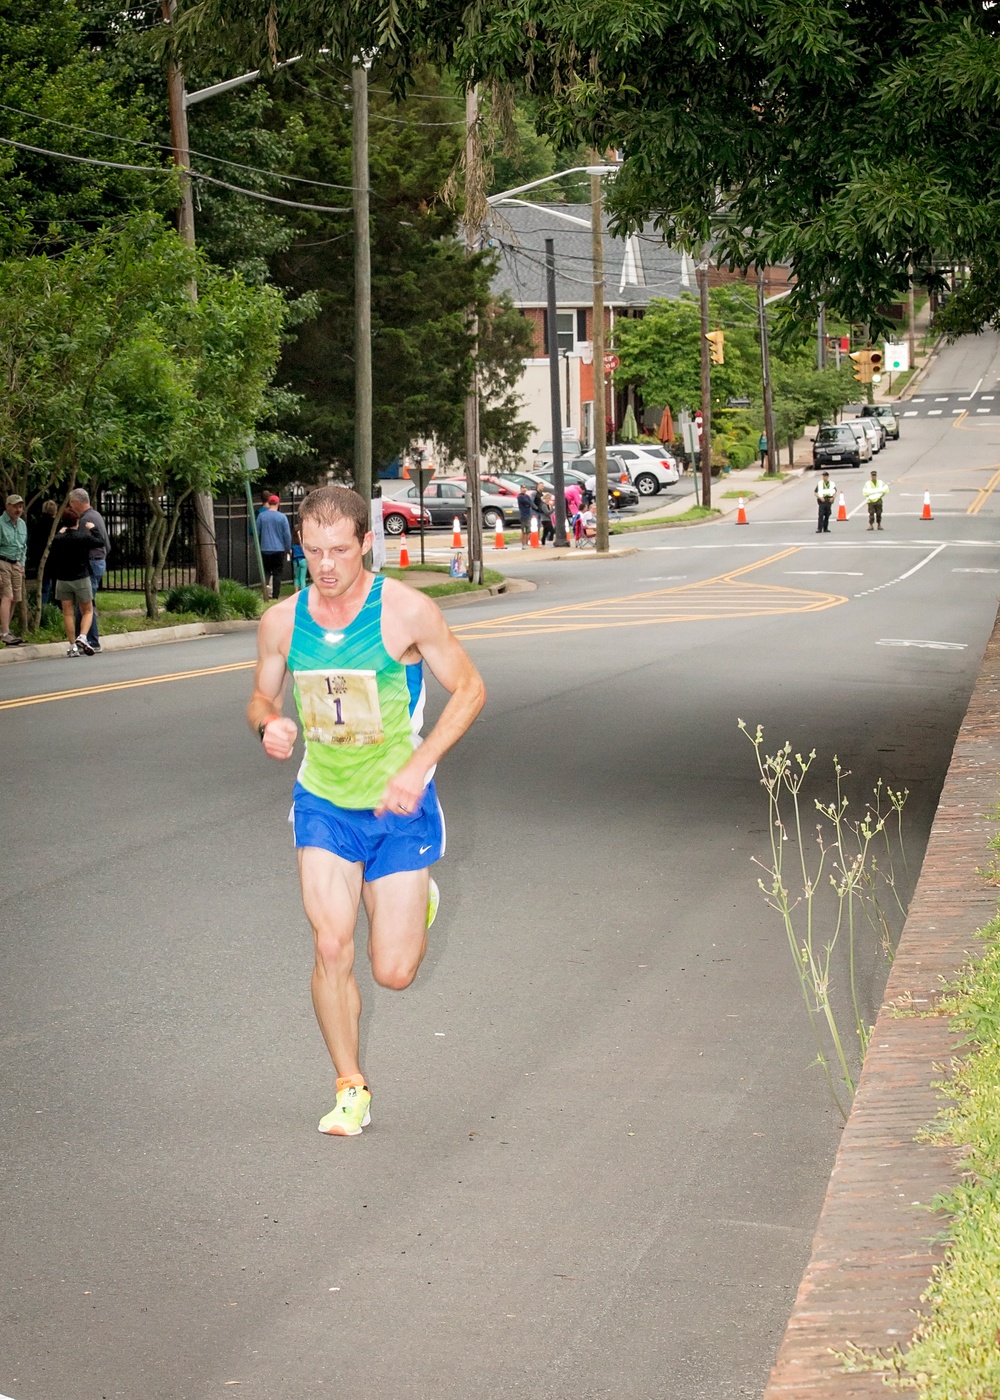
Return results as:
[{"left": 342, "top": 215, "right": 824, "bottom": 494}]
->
[
  {"left": 0, "top": 135, "right": 351, "bottom": 212},
  {"left": 0, "top": 102, "right": 360, "bottom": 191}
]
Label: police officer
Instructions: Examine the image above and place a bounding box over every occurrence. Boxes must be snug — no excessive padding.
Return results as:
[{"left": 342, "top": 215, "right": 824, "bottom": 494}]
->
[
  {"left": 814, "top": 471, "right": 837, "bottom": 533},
  {"left": 863, "top": 470, "right": 889, "bottom": 531}
]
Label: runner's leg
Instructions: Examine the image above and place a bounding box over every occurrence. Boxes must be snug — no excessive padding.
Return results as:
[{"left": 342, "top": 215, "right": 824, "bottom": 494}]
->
[
  {"left": 363, "top": 867, "right": 431, "bottom": 989},
  {"left": 298, "top": 846, "right": 366, "bottom": 1077}
]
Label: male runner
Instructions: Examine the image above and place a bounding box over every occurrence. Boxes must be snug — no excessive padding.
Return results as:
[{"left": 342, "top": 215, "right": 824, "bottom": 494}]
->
[{"left": 247, "top": 486, "right": 485, "bottom": 1136}]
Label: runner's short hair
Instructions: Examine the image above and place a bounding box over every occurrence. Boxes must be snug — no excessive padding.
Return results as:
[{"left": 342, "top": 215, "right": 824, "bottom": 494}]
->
[{"left": 298, "top": 486, "right": 369, "bottom": 544}]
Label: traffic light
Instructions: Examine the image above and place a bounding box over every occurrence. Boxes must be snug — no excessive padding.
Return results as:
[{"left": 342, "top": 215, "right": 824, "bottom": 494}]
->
[
  {"left": 705, "top": 329, "right": 725, "bottom": 365},
  {"left": 869, "top": 348, "right": 883, "bottom": 384},
  {"left": 850, "top": 349, "right": 873, "bottom": 384}
]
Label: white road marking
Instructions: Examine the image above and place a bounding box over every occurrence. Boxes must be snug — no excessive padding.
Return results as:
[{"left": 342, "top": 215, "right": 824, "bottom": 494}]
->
[
  {"left": 952, "top": 408, "right": 964, "bottom": 414},
  {"left": 854, "top": 542, "right": 947, "bottom": 597},
  {"left": 935, "top": 397, "right": 949, "bottom": 401},
  {"left": 958, "top": 378, "right": 982, "bottom": 400},
  {"left": 640, "top": 575, "right": 688, "bottom": 581},
  {"left": 911, "top": 397, "right": 926, "bottom": 401},
  {"left": 983, "top": 395, "right": 995, "bottom": 401},
  {"left": 784, "top": 570, "right": 863, "bottom": 576},
  {"left": 928, "top": 410, "right": 943, "bottom": 416},
  {"left": 877, "top": 638, "right": 967, "bottom": 650},
  {"left": 953, "top": 567, "right": 1000, "bottom": 573},
  {"left": 903, "top": 410, "right": 918, "bottom": 416},
  {"left": 978, "top": 408, "right": 991, "bottom": 414}
]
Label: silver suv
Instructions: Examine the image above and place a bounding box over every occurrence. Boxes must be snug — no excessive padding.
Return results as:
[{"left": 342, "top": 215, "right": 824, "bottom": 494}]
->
[
  {"left": 579, "top": 444, "right": 680, "bottom": 495},
  {"left": 861, "top": 403, "right": 900, "bottom": 440}
]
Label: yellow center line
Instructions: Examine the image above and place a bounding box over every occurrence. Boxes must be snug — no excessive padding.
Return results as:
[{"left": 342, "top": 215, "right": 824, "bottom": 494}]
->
[
  {"left": 967, "top": 464, "right": 1000, "bottom": 514},
  {"left": 0, "top": 660, "right": 255, "bottom": 712}
]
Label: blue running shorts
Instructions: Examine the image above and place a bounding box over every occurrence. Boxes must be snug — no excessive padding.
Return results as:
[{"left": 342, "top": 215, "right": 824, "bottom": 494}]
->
[{"left": 291, "top": 780, "right": 445, "bottom": 881}]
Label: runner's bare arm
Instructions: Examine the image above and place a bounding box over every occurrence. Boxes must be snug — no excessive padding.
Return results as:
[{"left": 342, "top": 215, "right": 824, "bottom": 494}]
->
[
  {"left": 375, "top": 582, "right": 486, "bottom": 817},
  {"left": 247, "top": 603, "right": 298, "bottom": 759}
]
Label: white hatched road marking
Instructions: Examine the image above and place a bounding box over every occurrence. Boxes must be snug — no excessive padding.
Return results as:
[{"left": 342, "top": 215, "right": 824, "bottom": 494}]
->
[
  {"left": 877, "top": 638, "right": 967, "bottom": 650},
  {"left": 784, "top": 570, "right": 863, "bottom": 576},
  {"left": 854, "top": 543, "right": 947, "bottom": 598},
  {"left": 903, "top": 410, "right": 918, "bottom": 416},
  {"left": 928, "top": 410, "right": 943, "bottom": 415},
  {"left": 954, "top": 567, "right": 1000, "bottom": 573}
]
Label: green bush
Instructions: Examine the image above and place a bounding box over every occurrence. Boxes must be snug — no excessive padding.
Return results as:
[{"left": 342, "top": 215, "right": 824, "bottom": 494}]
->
[
  {"left": 218, "top": 578, "right": 262, "bottom": 619},
  {"left": 164, "top": 583, "right": 226, "bottom": 620}
]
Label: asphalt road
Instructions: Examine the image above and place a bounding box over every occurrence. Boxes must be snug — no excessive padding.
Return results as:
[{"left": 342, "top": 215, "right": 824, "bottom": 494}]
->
[{"left": 4, "top": 352, "right": 1000, "bottom": 1400}]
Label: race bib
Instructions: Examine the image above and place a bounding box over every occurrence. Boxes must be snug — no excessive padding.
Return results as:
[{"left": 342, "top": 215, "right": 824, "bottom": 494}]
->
[{"left": 295, "top": 669, "right": 384, "bottom": 746}]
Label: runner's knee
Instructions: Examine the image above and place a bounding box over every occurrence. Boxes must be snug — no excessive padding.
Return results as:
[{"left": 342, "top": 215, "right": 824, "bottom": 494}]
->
[
  {"left": 312, "top": 924, "right": 354, "bottom": 975},
  {"left": 371, "top": 942, "right": 424, "bottom": 990}
]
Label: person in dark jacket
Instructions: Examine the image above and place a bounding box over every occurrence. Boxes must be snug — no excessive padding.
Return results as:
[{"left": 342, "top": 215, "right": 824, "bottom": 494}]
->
[
  {"left": 516, "top": 487, "right": 534, "bottom": 548},
  {"left": 50, "top": 506, "right": 99, "bottom": 656},
  {"left": 68, "top": 487, "right": 110, "bottom": 650}
]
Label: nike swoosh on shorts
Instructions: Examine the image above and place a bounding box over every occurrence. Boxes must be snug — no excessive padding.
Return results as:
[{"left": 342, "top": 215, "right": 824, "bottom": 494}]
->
[{"left": 420, "top": 845, "right": 432, "bottom": 854}]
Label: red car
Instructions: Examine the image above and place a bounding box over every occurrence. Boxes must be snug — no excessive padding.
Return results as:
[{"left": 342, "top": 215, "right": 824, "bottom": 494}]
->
[{"left": 381, "top": 497, "right": 432, "bottom": 537}]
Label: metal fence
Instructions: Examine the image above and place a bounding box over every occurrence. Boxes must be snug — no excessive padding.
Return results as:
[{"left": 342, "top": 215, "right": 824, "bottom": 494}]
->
[
  {"left": 98, "top": 491, "right": 197, "bottom": 592},
  {"left": 97, "top": 492, "right": 281, "bottom": 592}
]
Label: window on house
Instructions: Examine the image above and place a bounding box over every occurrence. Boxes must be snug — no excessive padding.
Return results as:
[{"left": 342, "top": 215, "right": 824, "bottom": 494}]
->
[
  {"left": 543, "top": 311, "right": 575, "bottom": 356},
  {"left": 576, "top": 308, "right": 588, "bottom": 342}
]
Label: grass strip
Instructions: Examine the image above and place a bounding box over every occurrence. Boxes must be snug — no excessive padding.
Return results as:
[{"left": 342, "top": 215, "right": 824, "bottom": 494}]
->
[
  {"left": 842, "top": 914, "right": 1000, "bottom": 1395},
  {"left": 611, "top": 505, "right": 721, "bottom": 533},
  {"left": 721, "top": 490, "right": 758, "bottom": 500},
  {"left": 381, "top": 563, "right": 505, "bottom": 599}
]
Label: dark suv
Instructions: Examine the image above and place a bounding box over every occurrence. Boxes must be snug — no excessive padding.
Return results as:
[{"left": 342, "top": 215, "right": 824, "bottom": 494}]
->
[{"left": 813, "top": 424, "right": 862, "bottom": 469}]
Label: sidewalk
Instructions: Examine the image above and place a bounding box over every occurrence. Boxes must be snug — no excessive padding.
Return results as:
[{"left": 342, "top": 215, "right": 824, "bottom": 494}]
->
[{"left": 764, "top": 602, "right": 1000, "bottom": 1396}]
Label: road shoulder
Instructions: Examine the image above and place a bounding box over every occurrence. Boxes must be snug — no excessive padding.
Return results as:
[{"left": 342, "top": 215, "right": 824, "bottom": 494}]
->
[{"left": 764, "top": 603, "right": 1000, "bottom": 1397}]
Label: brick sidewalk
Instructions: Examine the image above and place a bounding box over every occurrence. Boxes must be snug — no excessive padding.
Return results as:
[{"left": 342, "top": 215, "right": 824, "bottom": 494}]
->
[{"left": 764, "top": 605, "right": 1000, "bottom": 1396}]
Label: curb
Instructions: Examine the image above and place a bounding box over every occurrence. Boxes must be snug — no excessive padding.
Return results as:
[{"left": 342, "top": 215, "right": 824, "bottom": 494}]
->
[
  {"left": 0, "top": 578, "right": 533, "bottom": 665},
  {"left": 764, "top": 602, "right": 1000, "bottom": 1397},
  {"left": 484, "top": 546, "right": 639, "bottom": 563},
  {"left": 0, "top": 618, "right": 257, "bottom": 665}
]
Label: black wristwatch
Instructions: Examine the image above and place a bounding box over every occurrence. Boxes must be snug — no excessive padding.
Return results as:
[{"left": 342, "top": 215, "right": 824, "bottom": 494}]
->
[{"left": 258, "top": 719, "right": 271, "bottom": 742}]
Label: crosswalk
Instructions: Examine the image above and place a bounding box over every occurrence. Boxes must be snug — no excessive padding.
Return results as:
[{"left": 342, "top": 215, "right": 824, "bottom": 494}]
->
[{"left": 897, "top": 390, "right": 1000, "bottom": 418}]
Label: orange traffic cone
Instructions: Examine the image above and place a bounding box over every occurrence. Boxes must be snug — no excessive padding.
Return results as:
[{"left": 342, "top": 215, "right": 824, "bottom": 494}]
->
[
  {"left": 921, "top": 491, "right": 933, "bottom": 520},
  {"left": 398, "top": 539, "right": 410, "bottom": 569},
  {"left": 451, "top": 516, "right": 462, "bottom": 548},
  {"left": 529, "top": 514, "right": 540, "bottom": 549},
  {"left": 836, "top": 492, "right": 847, "bottom": 522},
  {"left": 736, "top": 495, "right": 748, "bottom": 525},
  {"left": 565, "top": 517, "right": 573, "bottom": 546},
  {"left": 494, "top": 516, "right": 506, "bottom": 550}
]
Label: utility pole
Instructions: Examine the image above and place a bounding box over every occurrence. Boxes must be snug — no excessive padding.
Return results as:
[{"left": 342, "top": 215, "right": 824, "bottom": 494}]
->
[
  {"left": 817, "top": 301, "right": 826, "bottom": 370},
  {"left": 352, "top": 58, "right": 373, "bottom": 514},
  {"left": 160, "top": 0, "right": 218, "bottom": 590},
  {"left": 757, "top": 267, "right": 777, "bottom": 475},
  {"left": 696, "top": 260, "right": 712, "bottom": 510},
  {"left": 545, "top": 238, "right": 569, "bottom": 548},
  {"left": 908, "top": 260, "right": 917, "bottom": 370},
  {"left": 462, "top": 85, "right": 484, "bottom": 584},
  {"left": 590, "top": 161, "right": 609, "bottom": 553}
]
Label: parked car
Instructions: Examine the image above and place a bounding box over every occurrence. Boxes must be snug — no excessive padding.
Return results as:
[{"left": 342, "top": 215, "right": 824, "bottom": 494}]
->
[
  {"left": 849, "top": 416, "right": 884, "bottom": 454},
  {"left": 380, "top": 497, "right": 433, "bottom": 537},
  {"left": 860, "top": 402, "right": 900, "bottom": 440},
  {"left": 392, "top": 478, "right": 520, "bottom": 530},
  {"left": 565, "top": 458, "right": 640, "bottom": 508},
  {"left": 842, "top": 419, "right": 874, "bottom": 463},
  {"left": 579, "top": 444, "right": 681, "bottom": 495},
  {"left": 533, "top": 432, "right": 582, "bottom": 468},
  {"left": 812, "top": 424, "right": 864, "bottom": 469}
]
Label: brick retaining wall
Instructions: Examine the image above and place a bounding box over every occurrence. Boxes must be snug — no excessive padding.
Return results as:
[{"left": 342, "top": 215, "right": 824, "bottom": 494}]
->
[{"left": 764, "top": 606, "right": 1000, "bottom": 1396}]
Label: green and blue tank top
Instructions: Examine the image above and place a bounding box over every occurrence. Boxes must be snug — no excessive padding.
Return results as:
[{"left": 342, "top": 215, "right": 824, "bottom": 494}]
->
[{"left": 289, "top": 575, "right": 426, "bottom": 810}]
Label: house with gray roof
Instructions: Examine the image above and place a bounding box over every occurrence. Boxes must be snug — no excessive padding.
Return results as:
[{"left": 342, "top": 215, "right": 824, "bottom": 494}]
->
[{"left": 485, "top": 202, "right": 692, "bottom": 459}]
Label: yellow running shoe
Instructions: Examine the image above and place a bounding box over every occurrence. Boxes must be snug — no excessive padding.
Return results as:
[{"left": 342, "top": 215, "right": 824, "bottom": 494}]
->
[
  {"left": 318, "top": 1075, "right": 371, "bottom": 1136},
  {"left": 427, "top": 876, "right": 440, "bottom": 930}
]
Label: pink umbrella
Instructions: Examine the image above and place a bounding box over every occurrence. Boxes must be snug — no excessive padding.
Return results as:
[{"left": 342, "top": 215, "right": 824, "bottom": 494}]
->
[{"left": 658, "top": 406, "right": 675, "bottom": 443}]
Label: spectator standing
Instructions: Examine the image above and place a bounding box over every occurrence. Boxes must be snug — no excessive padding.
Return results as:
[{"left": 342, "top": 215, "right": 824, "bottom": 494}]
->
[
  {"left": 68, "top": 488, "right": 109, "bottom": 651},
  {"left": 540, "top": 491, "right": 556, "bottom": 546},
  {"left": 258, "top": 494, "right": 292, "bottom": 598},
  {"left": 758, "top": 432, "right": 768, "bottom": 468},
  {"left": 26, "top": 500, "right": 58, "bottom": 601},
  {"left": 531, "top": 483, "right": 546, "bottom": 530},
  {"left": 0, "top": 493, "right": 27, "bottom": 646},
  {"left": 292, "top": 524, "right": 308, "bottom": 591},
  {"left": 516, "top": 487, "right": 534, "bottom": 548},
  {"left": 50, "top": 506, "right": 99, "bottom": 656}
]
